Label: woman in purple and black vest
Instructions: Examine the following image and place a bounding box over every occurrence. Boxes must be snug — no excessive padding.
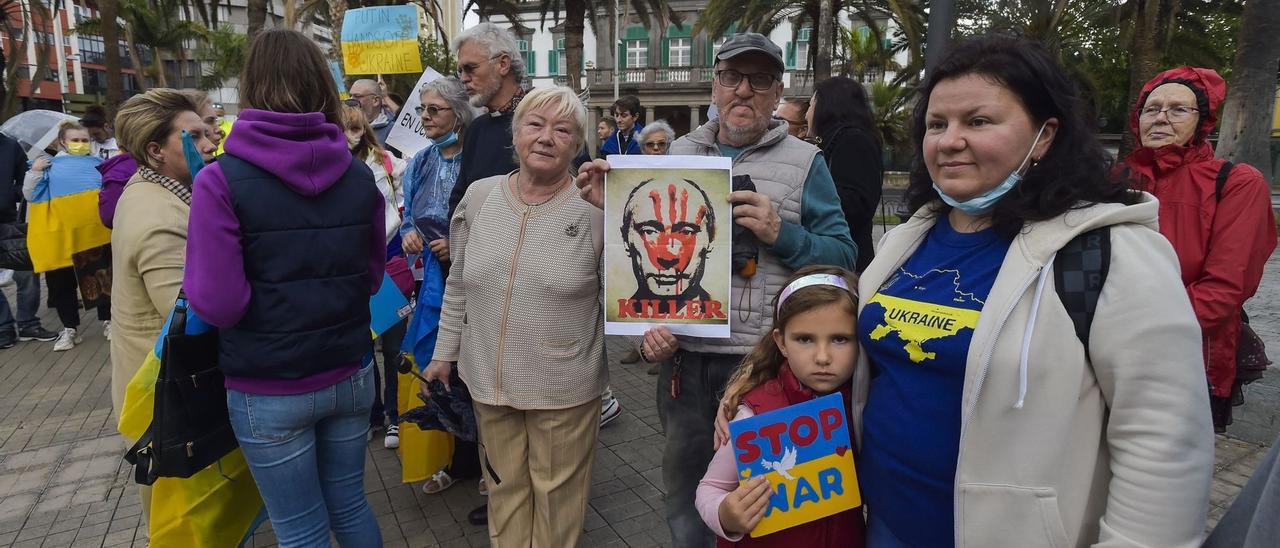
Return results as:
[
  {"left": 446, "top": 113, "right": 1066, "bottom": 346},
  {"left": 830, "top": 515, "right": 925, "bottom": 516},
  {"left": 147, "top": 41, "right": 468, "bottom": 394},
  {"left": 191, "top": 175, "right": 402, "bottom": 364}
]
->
[{"left": 184, "top": 29, "right": 386, "bottom": 547}]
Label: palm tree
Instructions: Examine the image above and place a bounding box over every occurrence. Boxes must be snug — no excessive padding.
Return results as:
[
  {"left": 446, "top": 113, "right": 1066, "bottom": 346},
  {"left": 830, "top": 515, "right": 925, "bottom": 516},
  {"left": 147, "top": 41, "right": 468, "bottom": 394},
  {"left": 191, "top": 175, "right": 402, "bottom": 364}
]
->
[
  {"left": 196, "top": 25, "right": 247, "bottom": 90},
  {"left": 470, "top": 0, "right": 681, "bottom": 93},
  {"left": 247, "top": 0, "right": 269, "bottom": 43},
  {"left": 78, "top": 0, "right": 206, "bottom": 89},
  {"left": 1, "top": 0, "right": 63, "bottom": 117},
  {"left": 1216, "top": 0, "right": 1279, "bottom": 175},
  {"left": 869, "top": 79, "right": 910, "bottom": 157},
  {"left": 840, "top": 25, "right": 899, "bottom": 82},
  {"left": 97, "top": 0, "right": 123, "bottom": 116}
]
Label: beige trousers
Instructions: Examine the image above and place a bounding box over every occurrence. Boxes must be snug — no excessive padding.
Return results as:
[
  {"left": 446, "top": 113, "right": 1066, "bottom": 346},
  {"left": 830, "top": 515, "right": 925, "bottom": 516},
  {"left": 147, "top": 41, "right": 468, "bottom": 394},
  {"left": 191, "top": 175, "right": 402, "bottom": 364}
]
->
[{"left": 474, "top": 399, "right": 600, "bottom": 548}]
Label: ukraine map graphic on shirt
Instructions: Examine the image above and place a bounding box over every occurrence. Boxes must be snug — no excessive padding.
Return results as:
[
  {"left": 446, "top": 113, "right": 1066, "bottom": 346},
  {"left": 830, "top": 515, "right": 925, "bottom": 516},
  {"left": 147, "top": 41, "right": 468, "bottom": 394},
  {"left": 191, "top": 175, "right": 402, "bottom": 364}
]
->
[
  {"left": 855, "top": 218, "right": 1009, "bottom": 548},
  {"left": 865, "top": 270, "right": 983, "bottom": 364}
]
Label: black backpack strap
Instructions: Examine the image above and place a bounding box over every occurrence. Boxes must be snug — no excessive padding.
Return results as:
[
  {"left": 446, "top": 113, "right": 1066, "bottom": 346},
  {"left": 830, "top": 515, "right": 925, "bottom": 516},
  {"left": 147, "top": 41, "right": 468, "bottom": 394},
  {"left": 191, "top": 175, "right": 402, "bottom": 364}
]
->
[
  {"left": 1054, "top": 226, "right": 1111, "bottom": 350},
  {"left": 123, "top": 429, "right": 159, "bottom": 485},
  {"left": 1214, "top": 161, "right": 1234, "bottom": 202}
]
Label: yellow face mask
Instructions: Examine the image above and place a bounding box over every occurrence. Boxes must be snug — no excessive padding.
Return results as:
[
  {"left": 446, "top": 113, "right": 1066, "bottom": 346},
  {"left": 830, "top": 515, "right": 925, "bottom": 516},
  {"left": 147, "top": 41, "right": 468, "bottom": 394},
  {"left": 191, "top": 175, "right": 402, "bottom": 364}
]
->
[{"left": 66, "top": 142, "right": 92, "bottom": 156}]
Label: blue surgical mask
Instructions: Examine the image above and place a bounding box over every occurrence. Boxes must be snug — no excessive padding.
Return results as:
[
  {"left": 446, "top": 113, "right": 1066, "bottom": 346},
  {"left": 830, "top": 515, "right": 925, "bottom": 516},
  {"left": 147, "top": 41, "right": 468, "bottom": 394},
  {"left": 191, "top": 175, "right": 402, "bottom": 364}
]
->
[
  {"left": 182, "top": 130, "right": 207, "bottom": 181},
  {"left": 432, "top": 131, "right": 458, "bottom": 148},
  {"left": 933, "top": 122, "right": 1048, "bottom": 216}
]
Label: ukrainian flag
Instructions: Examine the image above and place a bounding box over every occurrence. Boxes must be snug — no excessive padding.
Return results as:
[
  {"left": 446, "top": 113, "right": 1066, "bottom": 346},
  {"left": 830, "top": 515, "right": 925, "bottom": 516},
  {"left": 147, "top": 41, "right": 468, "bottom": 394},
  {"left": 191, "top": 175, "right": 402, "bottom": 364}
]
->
[
  {"left": 26, "top": 155, "right": 112, "bottom": 272},
  {"left": 118, "top": 302, "right": 266, "bottom": 547}
]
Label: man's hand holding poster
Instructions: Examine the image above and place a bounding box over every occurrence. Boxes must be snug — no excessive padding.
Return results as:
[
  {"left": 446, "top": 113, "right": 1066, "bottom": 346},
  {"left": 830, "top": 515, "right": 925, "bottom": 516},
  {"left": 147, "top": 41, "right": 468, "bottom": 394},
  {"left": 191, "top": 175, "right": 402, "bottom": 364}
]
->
[
  {"left": 604, "top": 155, "right": 732, "bottom": 338},
  {"left": 728, "top": 393, "right": 860, "bottom": 537}
]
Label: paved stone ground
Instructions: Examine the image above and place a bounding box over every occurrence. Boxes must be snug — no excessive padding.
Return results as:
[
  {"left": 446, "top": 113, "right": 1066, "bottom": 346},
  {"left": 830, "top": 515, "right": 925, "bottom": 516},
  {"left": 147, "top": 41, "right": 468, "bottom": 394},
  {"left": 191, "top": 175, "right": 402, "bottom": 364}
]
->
[{"left": 0, "top": 233, "right": 1276, "bottom": 547}]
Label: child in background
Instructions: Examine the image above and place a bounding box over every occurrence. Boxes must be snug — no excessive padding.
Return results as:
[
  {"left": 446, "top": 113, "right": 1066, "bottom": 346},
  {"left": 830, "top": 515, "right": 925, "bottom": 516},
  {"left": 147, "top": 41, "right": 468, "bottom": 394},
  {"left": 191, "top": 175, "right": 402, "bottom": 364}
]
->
[{"left": 696, "top": 265, "right": 866, "bottom": 547}]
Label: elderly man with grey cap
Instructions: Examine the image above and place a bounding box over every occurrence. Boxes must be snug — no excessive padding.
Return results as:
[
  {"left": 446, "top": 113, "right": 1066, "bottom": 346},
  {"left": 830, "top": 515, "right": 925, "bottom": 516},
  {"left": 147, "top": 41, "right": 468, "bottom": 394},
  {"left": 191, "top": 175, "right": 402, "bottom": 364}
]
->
[{"left": 577, "top": 32, "right": 856, "bottom": 545}]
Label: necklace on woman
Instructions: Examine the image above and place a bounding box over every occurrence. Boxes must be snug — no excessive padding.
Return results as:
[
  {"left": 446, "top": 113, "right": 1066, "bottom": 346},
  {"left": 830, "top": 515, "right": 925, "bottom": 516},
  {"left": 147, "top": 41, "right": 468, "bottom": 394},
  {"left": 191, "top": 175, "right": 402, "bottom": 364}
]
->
[{"left": 515, "top": 171, "right": 569, "bottom": 207}]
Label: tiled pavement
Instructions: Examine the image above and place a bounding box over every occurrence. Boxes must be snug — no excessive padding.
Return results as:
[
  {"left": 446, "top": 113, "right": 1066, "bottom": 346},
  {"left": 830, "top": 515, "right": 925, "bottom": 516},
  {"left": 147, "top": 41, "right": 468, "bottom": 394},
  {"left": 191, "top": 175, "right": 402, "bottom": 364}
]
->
[{"left": 0, "top": 292, "right": 1275, "bottom": 547}]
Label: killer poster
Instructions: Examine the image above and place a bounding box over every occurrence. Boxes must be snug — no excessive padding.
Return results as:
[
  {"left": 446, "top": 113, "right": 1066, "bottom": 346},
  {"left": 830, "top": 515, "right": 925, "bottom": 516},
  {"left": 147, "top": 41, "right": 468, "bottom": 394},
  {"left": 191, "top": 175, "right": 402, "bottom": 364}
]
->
[{"left": 604, "top": 155, "right": 732, "bottom": 338}]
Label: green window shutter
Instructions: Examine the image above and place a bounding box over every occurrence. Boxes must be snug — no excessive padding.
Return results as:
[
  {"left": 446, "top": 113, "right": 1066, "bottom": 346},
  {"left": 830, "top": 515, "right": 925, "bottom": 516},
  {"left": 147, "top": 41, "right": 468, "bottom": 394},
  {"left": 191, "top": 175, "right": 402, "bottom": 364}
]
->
[
  {"left": 662, "top": 38, "right": 670, "bottom": 67},
  {"left": 785, "top": 42, "right": 795, "bottom": 69},
  {"left": 528, "top": 51, "right": 536, "bottom": 75},
  {"left": 619, "top": 41, "right": 626, "bottom": 69},
  {"left": 705, "top": 37, "right": 714, "bottom": 65},
  {"left": 548, "top": 50, "right": 558, "bottom": 75}
]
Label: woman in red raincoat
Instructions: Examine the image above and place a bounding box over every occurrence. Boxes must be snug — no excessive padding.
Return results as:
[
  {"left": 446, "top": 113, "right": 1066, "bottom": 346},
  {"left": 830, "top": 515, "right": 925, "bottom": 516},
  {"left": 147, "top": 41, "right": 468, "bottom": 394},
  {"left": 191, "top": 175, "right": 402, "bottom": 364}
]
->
[{"left": 1122, "top": 67, "right": 1276, "bottom": 432}]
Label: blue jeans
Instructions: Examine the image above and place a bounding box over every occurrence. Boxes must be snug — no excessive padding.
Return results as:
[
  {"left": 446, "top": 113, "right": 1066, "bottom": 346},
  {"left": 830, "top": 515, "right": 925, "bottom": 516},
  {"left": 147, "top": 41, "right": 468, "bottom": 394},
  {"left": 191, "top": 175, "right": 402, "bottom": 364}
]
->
[
  {"left": 227, "top": 364, "right": 381, "bottom": 548},
  {"left": 0, "top": 271, "right": 41, "bottom": 335}
]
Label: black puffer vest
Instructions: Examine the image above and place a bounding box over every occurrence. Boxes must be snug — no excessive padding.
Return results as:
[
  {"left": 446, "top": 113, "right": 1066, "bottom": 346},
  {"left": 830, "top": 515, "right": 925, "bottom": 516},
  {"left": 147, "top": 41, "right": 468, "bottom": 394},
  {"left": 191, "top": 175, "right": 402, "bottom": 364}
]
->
[{"left": 216, "top": 154, "right": 379, "bottom": 380}]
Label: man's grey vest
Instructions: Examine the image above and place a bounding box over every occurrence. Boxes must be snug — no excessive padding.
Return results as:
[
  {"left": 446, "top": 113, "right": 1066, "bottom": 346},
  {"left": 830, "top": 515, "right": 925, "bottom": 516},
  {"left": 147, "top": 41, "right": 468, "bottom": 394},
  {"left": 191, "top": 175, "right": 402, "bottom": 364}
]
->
[{"left": 669, "top": 119, "right": 820, "bottom": 356}]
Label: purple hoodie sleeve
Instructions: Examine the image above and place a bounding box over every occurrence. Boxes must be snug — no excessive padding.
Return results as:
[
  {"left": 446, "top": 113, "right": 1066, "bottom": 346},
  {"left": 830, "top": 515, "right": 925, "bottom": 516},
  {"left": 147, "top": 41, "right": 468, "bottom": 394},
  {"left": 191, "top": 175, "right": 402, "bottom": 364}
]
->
[
  {"left": 96, "top": 153, "right": 137, "bottom": 228},
  {"left": 184, "top": 163, "right": 252, "bottom": 327},
  {"left": 369, "top": 189, "right": 386, "bottom": 294}
]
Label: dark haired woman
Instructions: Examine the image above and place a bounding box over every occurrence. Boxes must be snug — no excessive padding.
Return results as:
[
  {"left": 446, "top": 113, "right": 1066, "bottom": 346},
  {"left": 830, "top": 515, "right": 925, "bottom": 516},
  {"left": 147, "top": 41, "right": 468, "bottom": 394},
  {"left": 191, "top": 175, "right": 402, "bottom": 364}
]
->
[
  {"left": 184, "top": 28, "right": 385, "bottom": 546},
  {"left": 855, "top": 35, "right": 1212, "bottom": 547},
  {"left": 806, "top": 76, "right": 883, "bottom": 273}
]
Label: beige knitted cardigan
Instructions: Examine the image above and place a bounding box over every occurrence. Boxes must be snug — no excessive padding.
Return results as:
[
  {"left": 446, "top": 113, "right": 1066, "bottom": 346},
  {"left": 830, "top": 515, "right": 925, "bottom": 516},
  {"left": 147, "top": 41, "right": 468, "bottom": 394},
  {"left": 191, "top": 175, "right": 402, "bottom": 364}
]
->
[{"left": 432, "top": 173, "right": 606, "bottom": 409}]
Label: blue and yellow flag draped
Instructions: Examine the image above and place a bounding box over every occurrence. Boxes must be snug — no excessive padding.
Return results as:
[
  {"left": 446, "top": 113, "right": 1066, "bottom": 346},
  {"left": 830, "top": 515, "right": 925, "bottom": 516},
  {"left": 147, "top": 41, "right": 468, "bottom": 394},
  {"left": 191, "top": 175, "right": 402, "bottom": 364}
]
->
[
  {"left": 397, "top": 253, "right": 454, "bottom": 483},
  {"left": 27, "top": 155, "right": 111, "bottom": 272},
  {"left": 118, "top": 304, "right": 266, "bottom": 547}
]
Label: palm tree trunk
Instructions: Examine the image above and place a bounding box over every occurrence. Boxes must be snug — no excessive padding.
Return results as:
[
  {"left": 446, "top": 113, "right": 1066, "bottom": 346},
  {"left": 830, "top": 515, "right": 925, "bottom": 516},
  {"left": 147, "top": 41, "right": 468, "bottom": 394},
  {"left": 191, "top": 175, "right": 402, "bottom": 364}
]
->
[
  {"left": 247, "top": 0, "right": 269, "bottom": 43},
  {"left": 1122, "top": 0, "right": 1180, "bottom": 155},
  {"left": 565, "top": 0, "right": 586, "bottom": 93},
  {"left": 125, "top": 26, "right": 148, "bottom": 92},
  {"left": 328, "top": 0, "right": 347, "bottom": 61},
  {"left": 151, "top": 48, "right": 168, "bottom": 88},
  {"left": 99, "top": 0, "right": 124, "bottom": 116},
  {"left": 814, "top": 0, "right": 834, "bottom": 81},
  {"left": 1215, "top": 0, "right": 1279, "bottom": 177}
]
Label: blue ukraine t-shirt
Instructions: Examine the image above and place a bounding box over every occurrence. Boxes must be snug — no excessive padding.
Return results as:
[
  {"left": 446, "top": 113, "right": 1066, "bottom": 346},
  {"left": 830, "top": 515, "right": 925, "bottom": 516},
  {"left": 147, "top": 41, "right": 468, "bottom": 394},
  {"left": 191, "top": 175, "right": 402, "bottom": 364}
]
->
[{"left": 856, "top": 215, "right": 1011, "bottom": 547}]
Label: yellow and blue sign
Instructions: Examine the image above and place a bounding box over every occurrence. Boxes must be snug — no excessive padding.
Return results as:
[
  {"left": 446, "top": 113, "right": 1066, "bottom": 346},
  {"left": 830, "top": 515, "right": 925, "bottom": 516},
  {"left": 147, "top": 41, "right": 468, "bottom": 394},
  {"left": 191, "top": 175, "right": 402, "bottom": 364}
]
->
[
  {"left": 729, "top": 393, "right": 861, "bottom": 537},
  {"left": 341, "top": 6, "right": 423, "bottom": 75},
  {"left": 370, "top": 271, "right": 411, "bottom": 337}
]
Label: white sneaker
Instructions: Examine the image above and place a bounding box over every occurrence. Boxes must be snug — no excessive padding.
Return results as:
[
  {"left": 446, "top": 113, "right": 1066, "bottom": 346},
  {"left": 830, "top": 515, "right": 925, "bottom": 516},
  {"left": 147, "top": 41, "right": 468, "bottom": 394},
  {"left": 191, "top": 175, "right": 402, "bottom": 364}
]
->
[
  {"left": 52, "top": 328, "right": 80, "bottom": 352},
  {"left": 384, "top": 424, "right": 400, "bottom": 449},
  {"left": 103, "top": 321, "right": 111, "bottom": 341},
  {"left": 600, "top": 395, "right": 622, "bottom": 428}
]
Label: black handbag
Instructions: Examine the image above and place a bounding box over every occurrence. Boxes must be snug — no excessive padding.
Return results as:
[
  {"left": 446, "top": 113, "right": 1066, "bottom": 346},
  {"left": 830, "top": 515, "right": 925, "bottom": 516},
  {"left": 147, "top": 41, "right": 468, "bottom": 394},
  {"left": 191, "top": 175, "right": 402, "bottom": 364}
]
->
[{"left": 124, "top": 291, "right": 237, "bottom": 485}]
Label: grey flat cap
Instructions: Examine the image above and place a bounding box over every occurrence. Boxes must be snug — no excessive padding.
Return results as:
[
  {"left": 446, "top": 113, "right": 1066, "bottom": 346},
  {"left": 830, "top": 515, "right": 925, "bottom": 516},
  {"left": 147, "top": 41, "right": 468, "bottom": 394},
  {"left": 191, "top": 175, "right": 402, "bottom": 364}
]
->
[{"left": 715, "top": 33, "right": 785, "bottom": 73}]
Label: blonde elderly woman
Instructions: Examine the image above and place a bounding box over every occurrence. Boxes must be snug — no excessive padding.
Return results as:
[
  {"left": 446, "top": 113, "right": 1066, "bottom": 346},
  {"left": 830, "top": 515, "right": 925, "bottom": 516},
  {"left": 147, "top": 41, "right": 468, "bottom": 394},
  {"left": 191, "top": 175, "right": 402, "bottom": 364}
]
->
[
  {"left": 109, "top": 89, "right": 217, "bottom": 521},
  {"left": 422, "top": 86, "right": 603, "bottom": 546}
]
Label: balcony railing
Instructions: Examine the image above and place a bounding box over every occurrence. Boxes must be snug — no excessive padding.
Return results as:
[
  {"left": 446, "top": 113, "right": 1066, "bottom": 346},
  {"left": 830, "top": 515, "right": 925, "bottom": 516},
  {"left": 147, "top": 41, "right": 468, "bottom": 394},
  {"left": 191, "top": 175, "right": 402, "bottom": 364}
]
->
[
  {"left": 587, "top": 66, "right": 819, "bottom": 93},
  {"left": 587, "top": 66, "right": 717, "bottom": 88}
]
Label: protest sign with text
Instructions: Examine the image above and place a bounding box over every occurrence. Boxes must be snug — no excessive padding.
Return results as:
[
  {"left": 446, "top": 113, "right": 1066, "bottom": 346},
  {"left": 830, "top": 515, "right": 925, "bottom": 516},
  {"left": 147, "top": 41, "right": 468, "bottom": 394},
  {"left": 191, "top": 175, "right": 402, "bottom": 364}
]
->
[
  {"left": 604, "top": 155, "right": 732, "bottom": 338},
  {"left": 728, "top": 393, "right": 861, "bottom": 537},
  {"left": 341, "top": 6, "right": 423, "bottom": 75},
  {"left": 384, "top": 67, "right": 444, "bottom": 156}
]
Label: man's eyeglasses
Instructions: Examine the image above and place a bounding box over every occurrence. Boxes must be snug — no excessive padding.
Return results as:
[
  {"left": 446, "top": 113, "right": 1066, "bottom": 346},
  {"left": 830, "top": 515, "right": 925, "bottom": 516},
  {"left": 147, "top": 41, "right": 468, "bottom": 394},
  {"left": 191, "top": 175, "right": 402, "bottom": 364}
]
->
[
  {"left": 415, "top": 105, "right": 454, "bottom": 118},
  {"left": 1139, "top": 105, "right": 1200, "bottom": 122},
  {"left": 715, "top": 69, "right": 778, "bottom": 92},
  {"left": 457, "top": 54, "right": 506, "bottom": 77}
]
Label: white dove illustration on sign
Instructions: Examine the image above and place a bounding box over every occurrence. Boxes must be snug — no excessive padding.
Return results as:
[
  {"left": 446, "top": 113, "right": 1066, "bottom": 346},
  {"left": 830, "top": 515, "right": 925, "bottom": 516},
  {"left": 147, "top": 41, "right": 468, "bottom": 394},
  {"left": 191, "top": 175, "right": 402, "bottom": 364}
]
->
[{"left": 760, "top": 446, "right": 798, "bottom": 480}]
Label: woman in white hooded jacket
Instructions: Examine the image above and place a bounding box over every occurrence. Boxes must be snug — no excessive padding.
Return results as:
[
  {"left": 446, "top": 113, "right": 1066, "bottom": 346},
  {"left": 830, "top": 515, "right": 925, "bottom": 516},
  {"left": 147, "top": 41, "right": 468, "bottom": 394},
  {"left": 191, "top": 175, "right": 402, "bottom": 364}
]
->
[
  {"left": 852, "top": 36, "right": 1212, "bottom": 547},
  {"left": 341, "top": 104, "right": 406, "bottom": 243}
]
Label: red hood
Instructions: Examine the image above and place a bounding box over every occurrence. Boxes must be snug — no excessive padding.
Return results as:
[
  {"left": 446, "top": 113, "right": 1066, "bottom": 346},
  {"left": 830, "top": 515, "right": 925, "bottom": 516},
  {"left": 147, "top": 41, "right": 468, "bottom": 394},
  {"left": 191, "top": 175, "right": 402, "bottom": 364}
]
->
[{"left": 1128, "top": 66, "right": 1226, "bottom": 146}]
